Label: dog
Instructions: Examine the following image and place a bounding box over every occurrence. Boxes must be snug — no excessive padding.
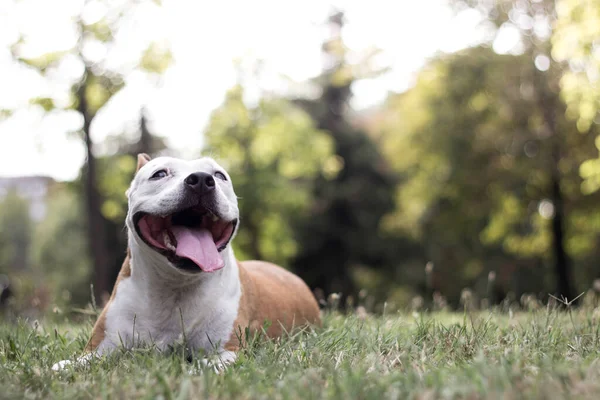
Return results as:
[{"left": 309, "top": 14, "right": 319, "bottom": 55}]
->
[{"left": 52, "top": 154, "right": 320, "bottom": 371}]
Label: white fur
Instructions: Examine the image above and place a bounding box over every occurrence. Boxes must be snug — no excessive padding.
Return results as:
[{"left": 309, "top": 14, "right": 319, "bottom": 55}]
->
[
  {"left": 51, "top": 353, "right": 97, "bottom": 371},
  {"left": 191, "top": 350, "right": 237, "bottom": 374},
  {"left": 52, "top": 157, "right": 242, "bottom": 371}
]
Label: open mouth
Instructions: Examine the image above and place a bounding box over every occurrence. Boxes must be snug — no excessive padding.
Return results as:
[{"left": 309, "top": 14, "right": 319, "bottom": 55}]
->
[{"left": 133, "top": 206, "right": 237, "bottom": 273}]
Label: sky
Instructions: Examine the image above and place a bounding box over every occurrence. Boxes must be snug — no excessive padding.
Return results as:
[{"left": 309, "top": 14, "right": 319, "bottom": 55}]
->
[{"left": 0, "top": 0, "right": 488, "bottom": 181}]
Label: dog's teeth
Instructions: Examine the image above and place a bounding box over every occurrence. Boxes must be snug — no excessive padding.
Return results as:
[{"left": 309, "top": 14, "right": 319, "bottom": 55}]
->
[
  {"left": 211, "top": 214, "right": 219, "bottom": 222},
  {"left": 162, "top": 231, "right": 176, "bottom": 251}
]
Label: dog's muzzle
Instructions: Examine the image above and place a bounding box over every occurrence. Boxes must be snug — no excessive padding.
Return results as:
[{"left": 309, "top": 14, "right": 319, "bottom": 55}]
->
[{"left": 133, "top": 199, "right": 237, "bottom": 273}]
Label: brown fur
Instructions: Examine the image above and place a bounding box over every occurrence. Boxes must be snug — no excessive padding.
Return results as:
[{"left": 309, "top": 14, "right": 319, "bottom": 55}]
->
[
  {"left": 86, "top": 250, "right": 131, "bottom": 351},
  {"left": 225, "top": 260, "right": 321, "bottom": 351}
]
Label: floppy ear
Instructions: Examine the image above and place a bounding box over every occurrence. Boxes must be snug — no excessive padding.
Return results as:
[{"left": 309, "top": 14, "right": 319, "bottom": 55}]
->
[{"left": 136, "top": 153, "right": 151, "bottom": 172}]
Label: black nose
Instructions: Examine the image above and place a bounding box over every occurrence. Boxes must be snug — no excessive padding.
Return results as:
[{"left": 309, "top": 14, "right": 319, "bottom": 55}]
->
[{"left": 184, "top": 172, "right": 215, "bottom": 194}]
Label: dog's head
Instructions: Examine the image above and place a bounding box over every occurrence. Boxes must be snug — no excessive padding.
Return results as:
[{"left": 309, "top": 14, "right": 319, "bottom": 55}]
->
[{"left": 125, "top": 154, "right": 239, "bottom": 274}]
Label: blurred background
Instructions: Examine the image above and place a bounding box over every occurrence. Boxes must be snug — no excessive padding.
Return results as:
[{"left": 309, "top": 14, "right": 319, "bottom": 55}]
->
[{"left": 1, "top": 0, "right": 600, "bottom": 319}]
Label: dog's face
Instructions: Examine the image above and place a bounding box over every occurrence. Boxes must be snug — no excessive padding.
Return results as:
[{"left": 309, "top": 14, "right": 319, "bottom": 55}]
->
[{"left": 126, "top": 155, "right": 239, "bottom": 274}]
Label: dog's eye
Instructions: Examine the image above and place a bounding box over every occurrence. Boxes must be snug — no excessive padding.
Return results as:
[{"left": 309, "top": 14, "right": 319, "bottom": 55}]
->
[
  {"left": 150, "top": 169, "right": 168, "bottom": 180},
  {"left": 214, "top": 171, "right": 227, "bottom": 181}
]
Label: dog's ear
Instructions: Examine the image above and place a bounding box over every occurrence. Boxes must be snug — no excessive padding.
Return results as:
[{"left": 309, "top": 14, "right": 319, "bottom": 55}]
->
[
  {"left": 127, "top": 153, "right": 151, "bottom": 198},
  {"left": 136, "top": 153, "right": 151, "bottom": 172}
]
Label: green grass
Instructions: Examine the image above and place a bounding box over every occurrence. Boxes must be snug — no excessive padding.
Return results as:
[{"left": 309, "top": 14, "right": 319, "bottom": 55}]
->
[{"left": 2, "top": 307, "right": 600, "bottom": 399}]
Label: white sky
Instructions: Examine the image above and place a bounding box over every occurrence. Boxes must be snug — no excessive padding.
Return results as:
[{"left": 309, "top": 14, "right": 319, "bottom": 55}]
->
[{"left": 0, "top": 0, "right": 487, "bottom": 181}]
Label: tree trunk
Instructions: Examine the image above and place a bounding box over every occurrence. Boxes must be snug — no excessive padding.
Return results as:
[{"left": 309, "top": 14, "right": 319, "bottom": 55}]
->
[
  {"left": 530, "top": 51, "right": 575, "bottom": 302},
  {"left": 78, "top": 73, "right": 111, "bottom": 305},
  {"left": 550, "top": 146, "right": 574, "bottom": 301},
  {"left": 139, "top": 107, "right": 152, "bottom": 154}
]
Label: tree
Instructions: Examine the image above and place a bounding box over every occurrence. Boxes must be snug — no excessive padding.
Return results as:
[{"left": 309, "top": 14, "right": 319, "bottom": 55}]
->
[
  {"left": 31, "top": 185, "right": 92, "bottom": 305},
  {"left": 0, "top": 190, "right": 32, "bottom": 273},
  {"left": 552, "top": 0, "right": 600, "bottom": 195},
  {"left": 62, "top": 106, "right": 168, "bottom": 297},
  {"left": 203, "top": 84, "right": 337, "bottom": 267},
  {"left": 4, "top": 0, "right": 172, "bottom": 301},
  {"left": 97, "top": 115, "right": 168, "bottom": 289},
  {"left": 446, "top": 0, "right": 586, "bottom": 301},
  {"left": 290, "top": 11, "right": 397, "bottom": 304},
  {"left": 553, "top": 0, "right": 600, "bottom": 134},
  {"left": 377, "top": 45, "right": 600, "bottom": 305}
]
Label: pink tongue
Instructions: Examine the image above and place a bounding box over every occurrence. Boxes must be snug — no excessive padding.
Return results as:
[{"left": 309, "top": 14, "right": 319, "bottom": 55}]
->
[{"left": 170, "top": 226, "right": 224, "bottom": 272}]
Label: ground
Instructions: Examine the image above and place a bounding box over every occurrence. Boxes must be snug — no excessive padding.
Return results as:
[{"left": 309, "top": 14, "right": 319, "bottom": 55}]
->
[{"left": 2, "top": 306, "right": 600, "bottom": 399}]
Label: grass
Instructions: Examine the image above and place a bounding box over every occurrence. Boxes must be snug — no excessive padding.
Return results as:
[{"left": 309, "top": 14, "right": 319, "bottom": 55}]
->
[{"left": 2, "top": 305, "right": 600, "bottom": 399}]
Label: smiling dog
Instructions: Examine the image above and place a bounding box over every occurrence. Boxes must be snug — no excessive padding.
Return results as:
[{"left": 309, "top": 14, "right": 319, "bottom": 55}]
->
[{"left": 52, "top": 154, "right": 320, "bottom": 370}]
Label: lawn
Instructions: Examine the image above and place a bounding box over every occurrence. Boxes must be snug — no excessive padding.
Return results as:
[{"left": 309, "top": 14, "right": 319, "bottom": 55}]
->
[{"left": 2, "top": 305, "right": 600, "bottom": 399}]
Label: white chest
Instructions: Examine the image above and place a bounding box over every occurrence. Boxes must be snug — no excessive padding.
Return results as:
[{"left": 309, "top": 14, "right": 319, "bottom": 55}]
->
[{"left": 99, "top": 273, "right": 241, "bottom": 355}]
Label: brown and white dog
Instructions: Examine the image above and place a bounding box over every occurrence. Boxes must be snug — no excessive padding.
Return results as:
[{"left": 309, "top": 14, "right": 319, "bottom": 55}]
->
[{"left": 52, "top": 154, "right": 320, "bottom": 371}]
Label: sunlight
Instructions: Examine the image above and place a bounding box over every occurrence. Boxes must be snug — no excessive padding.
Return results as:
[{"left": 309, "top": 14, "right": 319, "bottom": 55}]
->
[{"left": 0, "top": 0, "right": 480, "bottom": 179}]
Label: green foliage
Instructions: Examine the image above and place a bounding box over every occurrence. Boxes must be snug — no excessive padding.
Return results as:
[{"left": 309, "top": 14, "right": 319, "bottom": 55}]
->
[
  {"left": 2, "top": 0, "right": 174, "bottom": 301},
  {"left": 378, "top": 46, "right": 600, "bottom": 303},
  {"left": 29, "top": 98, "right": 55, "bottom": 112},
  {"left": 0, "top": 190, "right": 32, "bottom": 273},
  {"left": 30, "top": 187, "right": 91, "bottom": 306},
  {"left": 86, "top": 19, "right": 113, "bottom": 42},
  {"left": 140, "top": 42, "right": 173, "bottom": 74},
  {"left": 291, "top": 12, "right": 398, "bottom": 303},
  {"left": 3, "top": 309, "right": 600, "bottom": 398},
  {"left": 84, "top": 74, "right": 125, "bottom": 115},
  {"left": 552, "top": 0, "right": 600, "bottom": 193},
  {"left": 17, "top": 50, "right": 70, "bottom": 73},
  {"left": 4, "top": 1, "right": 600, "bottom": 313},
  {"left": 5, "top": 0, "right": 172, "bottom": 118},
  {"left": 579, "top": 133, "right": 600, "bottom": 195},
  {"left": 98, "top": 155, "right": 137, "bottom": 223},
  {"left": 204, "top": 85, "right": 336, "bottom": 266},
  {"left": 553, "top": 0, "right": 600, "bottom": 134}
]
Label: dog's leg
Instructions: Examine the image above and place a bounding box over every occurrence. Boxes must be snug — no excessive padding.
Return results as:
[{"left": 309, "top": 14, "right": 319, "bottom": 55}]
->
[
  {"left": 51, "top": 338, "right": 116, "bottom": 371},
  {"left": 52, "top": 260, "right": 133, "bottom": 372}
]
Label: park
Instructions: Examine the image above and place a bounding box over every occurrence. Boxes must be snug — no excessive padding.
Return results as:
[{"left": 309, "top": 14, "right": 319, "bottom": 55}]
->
[{"left": 1, "top": 0, "right": 600, "bottom": 398}]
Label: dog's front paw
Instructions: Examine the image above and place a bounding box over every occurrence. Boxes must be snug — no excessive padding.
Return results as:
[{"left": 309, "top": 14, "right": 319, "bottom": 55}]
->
[
  {"left": 51, "top": 359, "right": 73, "bottom": 371},
  {"left": 189, "top": 351, "right": 237, "bottom": 375},
  {"left": 51, "top": 353, "right": 97, "bottom": 372}
]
